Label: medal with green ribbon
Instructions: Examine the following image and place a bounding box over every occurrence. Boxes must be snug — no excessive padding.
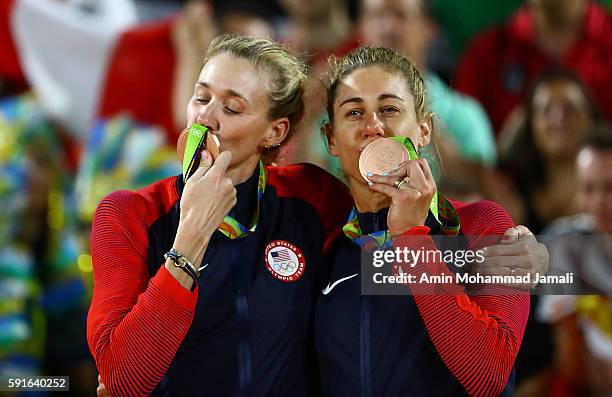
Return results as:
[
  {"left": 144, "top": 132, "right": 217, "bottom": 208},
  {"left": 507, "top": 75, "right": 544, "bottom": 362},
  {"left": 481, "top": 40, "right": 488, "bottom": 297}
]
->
[
  {"left": 343, "top": 136, "right": 460, "bottom": 250},
  {"left": 181, "top": 124, "right": 265, "bottom": 239}
]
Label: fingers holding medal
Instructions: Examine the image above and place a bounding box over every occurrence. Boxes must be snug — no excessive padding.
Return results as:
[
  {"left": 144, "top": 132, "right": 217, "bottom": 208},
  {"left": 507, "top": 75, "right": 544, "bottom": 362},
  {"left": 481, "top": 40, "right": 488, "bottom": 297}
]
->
[{"left": 359, "top": 137, "right": 436, "bottom": 234}]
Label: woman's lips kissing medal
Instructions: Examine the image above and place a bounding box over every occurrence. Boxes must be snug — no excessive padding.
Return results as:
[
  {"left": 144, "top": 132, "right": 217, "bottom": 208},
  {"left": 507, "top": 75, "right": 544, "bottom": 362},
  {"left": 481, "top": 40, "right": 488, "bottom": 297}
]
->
[
  {"left": 359, "top": 138, "right": 410, "bottom": 183},
  {"left": 177, "top": 124, "right": 220, "bottom": 182}
]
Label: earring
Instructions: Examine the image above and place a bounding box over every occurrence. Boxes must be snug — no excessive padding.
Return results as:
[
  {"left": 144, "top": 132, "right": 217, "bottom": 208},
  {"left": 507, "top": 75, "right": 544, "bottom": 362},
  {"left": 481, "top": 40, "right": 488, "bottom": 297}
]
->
[{"left": 264, "top": 143, "right": 281, "bottom": 149}]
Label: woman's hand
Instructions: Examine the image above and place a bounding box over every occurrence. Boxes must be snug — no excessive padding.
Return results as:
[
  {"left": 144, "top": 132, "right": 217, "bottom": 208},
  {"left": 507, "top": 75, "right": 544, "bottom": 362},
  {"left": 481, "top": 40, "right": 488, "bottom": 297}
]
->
[
  {"left": 97, "top": 375, "right": 110, "bottom": 397},
  {"left": 368, "top": 158, "right": 436, "bottom": 236},
  {"left": 470, "top": 225, "right": 550, "bottom": 289},
  {"left": 172, "top": 150, "right": 237, "bottom": 268}
]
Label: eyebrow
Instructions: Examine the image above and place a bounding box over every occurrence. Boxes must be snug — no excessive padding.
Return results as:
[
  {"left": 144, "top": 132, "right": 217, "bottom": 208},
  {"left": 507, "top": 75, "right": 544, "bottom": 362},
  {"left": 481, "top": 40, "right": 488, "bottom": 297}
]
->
[
  {"left": 197, "top": 82, "right": 249, "bottom": 103},
  {"left": 379, "top": 93, "right": 404, "bottom": 101},
  {"left": 339, "top": 97, "right": 363, "bottom": 107},
  {"left": 339, "top": 93, "right": 405, "bottom": 107}
]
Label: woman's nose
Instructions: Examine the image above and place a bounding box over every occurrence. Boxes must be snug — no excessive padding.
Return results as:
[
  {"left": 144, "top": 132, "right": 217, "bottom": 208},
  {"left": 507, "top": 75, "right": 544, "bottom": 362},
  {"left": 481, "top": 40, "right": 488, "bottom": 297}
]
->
[
  {"left": 547, "top": 103, "right": 567, "bottom": 126},
  {"left": 363, "top": 111, "right": 385, "bottom": 138},
  {"left": 196, "top": 103, "right": 220, "bottom": 131}
]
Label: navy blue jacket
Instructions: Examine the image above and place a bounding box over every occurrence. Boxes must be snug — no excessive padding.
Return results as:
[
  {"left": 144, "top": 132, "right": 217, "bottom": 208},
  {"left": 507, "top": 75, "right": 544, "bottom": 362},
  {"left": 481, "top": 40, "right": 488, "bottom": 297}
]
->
[
  {"left": 315, "top": 207, "right": 518, "bottom": 397},
  {"left": 148, "top": 165, "right": 351, "bottom": 396},
  {"left": 88, "top": 163, "right": 351, "bottom": 397}
]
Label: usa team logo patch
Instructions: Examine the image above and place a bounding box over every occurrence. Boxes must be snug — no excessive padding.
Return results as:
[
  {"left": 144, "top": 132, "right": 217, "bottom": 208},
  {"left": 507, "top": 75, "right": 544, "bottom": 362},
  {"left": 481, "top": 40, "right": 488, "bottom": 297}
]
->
[{"left": 264, "top": 240, "right": 306, "bottom": 282}]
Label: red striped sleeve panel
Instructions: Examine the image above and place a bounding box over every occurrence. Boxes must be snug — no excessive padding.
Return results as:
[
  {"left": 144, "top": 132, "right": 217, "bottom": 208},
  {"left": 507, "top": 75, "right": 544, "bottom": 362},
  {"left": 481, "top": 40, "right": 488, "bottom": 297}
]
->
[
  {"left": 87, "top": 177, "right": 198, "bottom": 397},
  {"left": 395, "top": 200, "right": 529, "bottom": 397}
]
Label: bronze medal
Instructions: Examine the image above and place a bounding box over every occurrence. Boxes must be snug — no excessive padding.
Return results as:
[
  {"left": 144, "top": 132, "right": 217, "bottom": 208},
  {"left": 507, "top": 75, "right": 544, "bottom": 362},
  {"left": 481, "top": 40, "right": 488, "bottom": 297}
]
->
[
  {"left": 176, "top": 127, "right": 190, "bottom": 164},
  {"left": 177, "top": 127, "right": 220, "bottom": 164},
  {"left": 206, "top": 132, "right": 220, "bottom": 160},
  {"left": 358, "top": 138, "right": 409, "bottom": 182}
]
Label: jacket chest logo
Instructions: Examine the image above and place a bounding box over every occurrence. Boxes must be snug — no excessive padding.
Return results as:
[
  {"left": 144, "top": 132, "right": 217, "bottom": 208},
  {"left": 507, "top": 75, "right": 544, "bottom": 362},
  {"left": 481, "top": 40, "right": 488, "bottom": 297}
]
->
[{"left": 264, "top": 240, "right": 306, "bottom": 282}]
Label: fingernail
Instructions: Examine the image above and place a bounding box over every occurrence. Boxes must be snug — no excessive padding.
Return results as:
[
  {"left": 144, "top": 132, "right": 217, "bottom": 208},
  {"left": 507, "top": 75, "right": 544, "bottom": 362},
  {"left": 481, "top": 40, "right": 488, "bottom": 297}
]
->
[
  {"left": 368, "top": 181, "right": 373, "bottom": 186},
  {"left": 367, "top": 172, "right": 373, "bottom": 177},
  {"left": 382, "top": 172, "right": 388, "bottom": 176}
]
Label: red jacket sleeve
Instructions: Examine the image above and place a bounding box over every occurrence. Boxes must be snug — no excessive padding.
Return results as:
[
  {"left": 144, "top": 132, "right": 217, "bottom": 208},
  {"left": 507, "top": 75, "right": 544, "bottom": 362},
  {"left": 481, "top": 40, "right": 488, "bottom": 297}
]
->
[
  {"left": 86, "top": 190, "right": 198, "bottom": 397},
  {"left": 394, "top": 200, "right": 529, "bottom": 397}
]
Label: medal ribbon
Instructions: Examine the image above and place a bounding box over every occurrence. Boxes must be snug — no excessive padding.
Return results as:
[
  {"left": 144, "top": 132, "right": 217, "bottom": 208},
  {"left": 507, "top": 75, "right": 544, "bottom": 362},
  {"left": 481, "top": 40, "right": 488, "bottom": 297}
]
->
[
  {"left": 217, "top": 160, "right": 266, "bottom": 239},
  {"left": 342, "top": 191, "right": 460, "bottom": 250}
]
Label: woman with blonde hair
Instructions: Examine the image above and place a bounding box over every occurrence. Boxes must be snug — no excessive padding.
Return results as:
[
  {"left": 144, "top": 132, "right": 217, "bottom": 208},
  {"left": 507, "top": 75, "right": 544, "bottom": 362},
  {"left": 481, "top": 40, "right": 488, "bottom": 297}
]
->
[{"left": 87, "top": 34, "right": 351, "bottom": 397}]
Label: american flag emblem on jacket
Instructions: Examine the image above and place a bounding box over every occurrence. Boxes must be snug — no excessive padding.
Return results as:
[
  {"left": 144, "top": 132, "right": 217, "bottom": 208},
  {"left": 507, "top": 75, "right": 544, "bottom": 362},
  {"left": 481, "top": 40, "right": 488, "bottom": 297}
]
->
[
  {"left": 271, "top": 249, "right": 291, "bottom": 263},
  {"left": 265, "top": 240, "right": 306, "bottom": 283}
]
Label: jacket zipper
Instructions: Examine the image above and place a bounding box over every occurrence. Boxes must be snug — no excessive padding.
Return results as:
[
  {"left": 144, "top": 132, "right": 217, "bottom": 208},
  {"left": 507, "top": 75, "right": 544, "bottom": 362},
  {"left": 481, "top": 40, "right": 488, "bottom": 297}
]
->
[
  {"left": 361, "top": 212, "right": 377, "bottom": 397},
  {"left": 361, "top": 294, "right": 371, "bottom": 397},
  {"left": 229, "top": 244, "right": 252, "bottom": 397},
  {"left": 235, "top": 287, "right": 252, "bottom": 396}
]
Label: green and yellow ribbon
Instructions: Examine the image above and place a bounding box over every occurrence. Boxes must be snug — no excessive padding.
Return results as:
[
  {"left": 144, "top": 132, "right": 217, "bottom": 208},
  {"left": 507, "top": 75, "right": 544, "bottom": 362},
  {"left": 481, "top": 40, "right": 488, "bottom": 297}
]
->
[{"left": 217, "top": 160, "right": 266, "bottom": 239}]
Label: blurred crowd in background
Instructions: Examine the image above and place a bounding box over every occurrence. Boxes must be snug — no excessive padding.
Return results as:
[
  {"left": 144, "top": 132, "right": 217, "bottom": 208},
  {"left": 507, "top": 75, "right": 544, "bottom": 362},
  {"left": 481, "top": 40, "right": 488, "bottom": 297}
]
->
[{"left": 0, "top": 0, "right": 611, "bottom": 396}]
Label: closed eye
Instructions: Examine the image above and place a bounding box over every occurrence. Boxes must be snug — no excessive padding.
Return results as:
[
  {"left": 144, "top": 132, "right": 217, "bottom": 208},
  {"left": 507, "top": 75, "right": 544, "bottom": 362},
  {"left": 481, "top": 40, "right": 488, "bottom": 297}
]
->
[{"left": 224, "top": 106, "right": 240, "bottom": 115}]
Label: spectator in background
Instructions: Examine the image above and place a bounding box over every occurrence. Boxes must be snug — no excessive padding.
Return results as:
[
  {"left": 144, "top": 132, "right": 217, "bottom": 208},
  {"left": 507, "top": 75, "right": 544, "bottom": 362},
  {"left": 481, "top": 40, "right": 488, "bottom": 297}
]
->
[
  {"left": 274, "top": 0, "right": 361, "bottom": 169},
  {"left": 571, "top": 126, "right": 612, "bottom": 240},
  {"left": 491, "top": 69, "right": 597, "bottom": 397},
  {"left": 278, "top": 0, "right": 360, "bottom": 64},
  {"left": 541, "top": 123, "right": 612, "bottom": 291},
  {"left": 429, "top": 0, "right": 523, "bottom": 60},
  {"left": 359, "top": 0, "right": 497, "bottom": 168},
  {"left": 217, "top": 2, "right": 275, "bottom": 39},
  {"left": 496, "top": 69, "right": 597, "bottom": 233},
  {"left": 455, "top": 0, "right": 612, "bottom": 133},
  {"left": 539, "top": 125, "right": 612, "bottom": 397}
]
